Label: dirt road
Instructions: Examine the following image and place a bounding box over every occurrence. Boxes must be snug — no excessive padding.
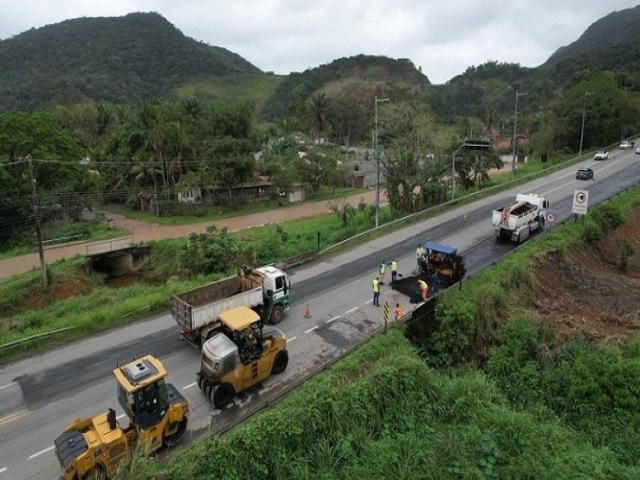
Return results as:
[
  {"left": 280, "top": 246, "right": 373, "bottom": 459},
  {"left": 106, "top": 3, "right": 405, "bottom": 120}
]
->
[{"left": 0, "top": 190, "right": 385, "bottom": 281}]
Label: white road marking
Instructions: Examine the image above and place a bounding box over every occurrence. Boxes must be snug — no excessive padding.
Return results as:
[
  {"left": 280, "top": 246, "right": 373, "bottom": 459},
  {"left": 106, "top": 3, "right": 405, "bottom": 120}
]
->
[
  {"left": 0, "top": 382, "right": 15, "bottom": 391},
  {"left": 345, "top": 307, "right": 359, "bottom": 314},
  {"left": 28, "top": 445, "right": 53, "bottom": 460},
  {"left": 326, "top": 315, "right": 341, "bottom": 324},
  {"left": 288, "top": 336, "right": 296, "bottom": 342},
  {"left": 116, "top": 413, "right": 126, "bottom": 420},
  {"left": 183, "top": 382, "right": 197, "bottom": 390},
  {"left": 0, "top": 467, "right": 6, "bottom": 473},
  {"left": 304, "top": 326, "right": 318, "bottom": 334}
]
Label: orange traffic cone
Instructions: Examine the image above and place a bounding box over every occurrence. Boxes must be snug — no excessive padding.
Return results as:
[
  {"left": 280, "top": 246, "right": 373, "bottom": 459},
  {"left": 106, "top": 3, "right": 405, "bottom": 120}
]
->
[{"left": 304, "top": 304, "right": 312, "bottom": 318}]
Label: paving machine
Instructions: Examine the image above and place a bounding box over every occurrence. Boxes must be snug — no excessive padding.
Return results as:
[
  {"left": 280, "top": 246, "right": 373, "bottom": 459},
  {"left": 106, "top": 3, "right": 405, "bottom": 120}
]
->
[{"left": 54, "top": 355, "right": 189, "bottom": 480}]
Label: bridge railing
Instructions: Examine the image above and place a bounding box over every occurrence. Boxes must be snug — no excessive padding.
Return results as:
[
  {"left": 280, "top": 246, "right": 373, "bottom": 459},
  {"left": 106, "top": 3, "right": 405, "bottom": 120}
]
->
[{"left": 86, "top": 236, "right": 134, "bottom": 255}]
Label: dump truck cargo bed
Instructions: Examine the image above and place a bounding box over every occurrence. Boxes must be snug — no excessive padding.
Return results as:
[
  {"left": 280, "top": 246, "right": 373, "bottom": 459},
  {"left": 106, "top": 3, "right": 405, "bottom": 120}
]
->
[{"left": 171, "top": 272, "right": 263, "bottom": 336}]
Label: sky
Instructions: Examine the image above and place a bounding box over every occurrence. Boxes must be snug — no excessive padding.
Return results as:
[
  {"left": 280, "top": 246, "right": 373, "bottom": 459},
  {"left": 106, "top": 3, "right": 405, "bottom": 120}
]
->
[{"left": 1, "top": 1, "right": 639, "bottom": 84}]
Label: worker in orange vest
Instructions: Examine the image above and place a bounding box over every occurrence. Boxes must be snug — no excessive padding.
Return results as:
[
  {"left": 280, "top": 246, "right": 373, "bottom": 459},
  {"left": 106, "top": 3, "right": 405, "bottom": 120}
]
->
[
  {"left": 417, "top": 278, "right": 428, "bottom": 302},
  {"left": 395, "top": 303, "right": 403, "bottom": 321}
]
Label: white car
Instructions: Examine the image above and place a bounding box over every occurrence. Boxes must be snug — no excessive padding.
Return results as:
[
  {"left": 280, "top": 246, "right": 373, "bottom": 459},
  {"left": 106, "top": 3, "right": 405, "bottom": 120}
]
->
[
  {"left": 594, "top": 150, "right": 609, "bottom": 160},
  {"left": 636, "top": 145, "right": 640, "bottom": 155},
  {"left": 620, "top": 140, "right": 632, "bottom": 149}
]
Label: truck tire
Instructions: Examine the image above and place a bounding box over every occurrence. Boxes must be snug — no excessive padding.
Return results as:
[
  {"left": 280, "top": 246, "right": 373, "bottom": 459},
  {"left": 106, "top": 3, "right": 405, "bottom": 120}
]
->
[
  {"left": 271, "top": 350, "right": 289, "bottom": 375},
  {"left": 213, "top": 383, "right": 235, "bottom": 409},
  {"left": 163, "top": 417, "right": 188, "bottom": 448},
  {"left": 269, "top": 305, "right": 284, "bottom": 324}
]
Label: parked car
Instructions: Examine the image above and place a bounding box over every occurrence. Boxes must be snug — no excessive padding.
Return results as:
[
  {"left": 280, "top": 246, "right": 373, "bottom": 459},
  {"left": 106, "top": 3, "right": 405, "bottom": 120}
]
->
[
  {"left": 619, "top": 140, "right": 632, "bottom": 149},
  {"left": 594, "top": 150, "right": 609, "bottom": 160},
  {"left": 576, "top": 167, "right": 594, "bottom": 180},
  {"left": 635, "top": 145, "right": 640, "bottom": 154}
]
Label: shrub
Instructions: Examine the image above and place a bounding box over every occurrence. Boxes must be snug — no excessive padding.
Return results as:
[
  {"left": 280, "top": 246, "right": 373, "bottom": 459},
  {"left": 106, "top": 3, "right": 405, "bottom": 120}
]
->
[
  {"left": 424, "top": 300, "right": 476, "bottom": 367},
  {"left": 582, "top": 220, "right": 603, "bottom": 245},
  {"left": 589, "top": 203, "right": 625, "bottom": 233},
  {"left": 180, "top": 226, "right": 240, "bottom": 276},
  {"left": 618, "top": 237, "right": 634, "bottom": 271}
]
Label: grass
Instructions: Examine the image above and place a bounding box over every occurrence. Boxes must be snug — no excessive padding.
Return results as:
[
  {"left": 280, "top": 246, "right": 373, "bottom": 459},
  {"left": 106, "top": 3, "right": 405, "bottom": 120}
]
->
[
  {"left": 172, "top": 72, "right": 284, "bottom": 107},
  {"left": 0, "top": 220, "right": 129, "bottom": 260},
  {"left": 107, "top": 182, "right": 640, "bottom": 480},
  {"left": 2, "top": 156, "right": 633, "bottom": 363},
  {"left": 101, "top": 186, "right": 369, "bottom": 225},
  {"left": 113, "top": 328, "right": 638, "bottom": 480}
]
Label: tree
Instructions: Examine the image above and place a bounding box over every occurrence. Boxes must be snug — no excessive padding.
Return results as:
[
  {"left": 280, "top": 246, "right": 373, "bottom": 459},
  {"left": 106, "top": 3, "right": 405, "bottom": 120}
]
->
[
  {"left": 297, "top": 150, "right": 337, "bottom": 194},
  {"left": 377, "top": 102, "right": 442, "bottom": 213},
  {"left": 0, "top": 110, "right": 88, "bottom": 247},
  {"left": 306, "top": 93, "right": 332, "bottom": 140},
  {"left": 453, "top": 148, "right": 503, "bottom": 189}
]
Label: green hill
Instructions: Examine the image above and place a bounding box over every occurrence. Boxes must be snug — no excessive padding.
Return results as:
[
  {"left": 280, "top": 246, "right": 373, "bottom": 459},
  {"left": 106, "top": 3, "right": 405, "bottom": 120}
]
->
[
  {"left": 0, "top": 12, "right": 261, "bottom": 110},
  {"left": 544, "top": 5, "right": 640, "bottom": 67},
  {"left": 171, "top": 72, "right": 285, "bottom": 110},
  {"left": 259, "top": 54, "right": 429, "bottom": 121}
]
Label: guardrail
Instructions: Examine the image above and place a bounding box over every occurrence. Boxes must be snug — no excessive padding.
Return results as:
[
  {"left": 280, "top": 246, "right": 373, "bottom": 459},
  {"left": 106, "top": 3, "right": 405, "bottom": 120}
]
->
[
  {"left": 0, "top": 327, "right": 75, "bottom": 351},
  {"left": 42, "top": 233, "right": 88, "bottom": 247}
]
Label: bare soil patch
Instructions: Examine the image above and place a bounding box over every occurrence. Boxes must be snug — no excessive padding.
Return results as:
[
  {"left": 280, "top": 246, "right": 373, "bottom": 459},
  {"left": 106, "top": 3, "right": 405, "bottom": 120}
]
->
[{"left": 533, "top": 214, "right": 640, "bottom": 345}]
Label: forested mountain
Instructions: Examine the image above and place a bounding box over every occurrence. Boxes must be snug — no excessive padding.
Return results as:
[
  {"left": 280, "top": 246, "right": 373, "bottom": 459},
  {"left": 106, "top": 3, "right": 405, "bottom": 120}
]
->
[
  {"left": 0, "top": 7, "right": 639, "bottom": 125},
  {"left": 544, "top": 5, "right": 640, "bottom": 67},
  {"left": 0, "top": 12, "right": 260, "bottom": 110}
]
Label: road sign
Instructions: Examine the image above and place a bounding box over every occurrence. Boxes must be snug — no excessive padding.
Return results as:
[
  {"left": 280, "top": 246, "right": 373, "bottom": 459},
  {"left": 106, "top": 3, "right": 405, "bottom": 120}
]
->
[
  {"left": 572, "top": 189, "right": 589, "bottom": 215},
  {"left": 546, "top": 212, "right": 556, "bottom": 224}
]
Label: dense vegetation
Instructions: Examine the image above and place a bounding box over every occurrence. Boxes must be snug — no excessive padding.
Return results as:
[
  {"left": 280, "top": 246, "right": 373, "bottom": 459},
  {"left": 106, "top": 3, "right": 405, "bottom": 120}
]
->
[
  {"left": 544, "top": 4, "right": 640, "bottom": 67},
  {"left": 0, "top": 12, "right": 259, "bottom": 110},
  {"left": 111, "top": 188, "right": 640, "bottom": 480},
  {"left": 0, "top": 196, "right": 391, "bottom": 362}
]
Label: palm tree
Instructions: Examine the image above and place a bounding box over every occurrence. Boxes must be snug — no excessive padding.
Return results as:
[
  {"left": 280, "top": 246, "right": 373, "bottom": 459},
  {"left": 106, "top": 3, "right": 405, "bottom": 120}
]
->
[{"left": 307, "top": 93, "right": 331, "bottom": 140}]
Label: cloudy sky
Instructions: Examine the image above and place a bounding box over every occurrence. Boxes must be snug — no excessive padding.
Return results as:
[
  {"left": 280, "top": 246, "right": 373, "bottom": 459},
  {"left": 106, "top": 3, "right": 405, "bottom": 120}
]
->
[{"left": 1, "top": 1, "right": 638, "bottom": 84}]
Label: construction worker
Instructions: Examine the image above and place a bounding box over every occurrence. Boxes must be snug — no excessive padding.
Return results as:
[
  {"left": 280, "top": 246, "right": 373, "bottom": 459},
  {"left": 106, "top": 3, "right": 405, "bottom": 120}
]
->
[
  {"left": 430, "top": 271, "right": 439, "bottom": 294},
  {"left": 378, "top": 261, "right": 386, "bottom": 284},
  {"left": 372, "top": 278, "right": 381, "bottom": 307},
  {"left": 390, "top": 259, "right": 398, "bottom": 282},
  {"left": 395, "top": 303, "right": 403, "bottom": 321},
  {"left": 417, "top": 278, "right": 428, "bottom": 302}
]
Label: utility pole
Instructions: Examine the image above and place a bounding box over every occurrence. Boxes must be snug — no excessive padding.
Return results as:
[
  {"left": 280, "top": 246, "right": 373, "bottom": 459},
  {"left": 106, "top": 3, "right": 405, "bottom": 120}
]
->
[
  {"left": 27, "top": 155, "right": 48, "bottom": 288},
  {"left": 578, "top": 91, "right": 594, "bottom": 157},
  {"left": 374, "top": 95, "right": 389, "bottom": 229},
  {"left": 511, "top": 91, "right": 527, "bottom": 178}
]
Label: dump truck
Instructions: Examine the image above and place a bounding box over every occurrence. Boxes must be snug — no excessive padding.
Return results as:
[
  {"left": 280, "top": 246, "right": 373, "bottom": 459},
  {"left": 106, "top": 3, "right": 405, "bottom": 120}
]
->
[
  {"left": 492, "top": 193, "right": 549, "bottom": 243},
  {"left": 419, "top": 241, "right": 466, "bottom": 287},
  {"left": 170, "top": 265, "right": 291, "bottom": 344},
  {"left": 54, "top": 355, "right": 188, "bottom": 480},
  {"left": 197, "top": 306, "right": 288, "bottom": 409}
]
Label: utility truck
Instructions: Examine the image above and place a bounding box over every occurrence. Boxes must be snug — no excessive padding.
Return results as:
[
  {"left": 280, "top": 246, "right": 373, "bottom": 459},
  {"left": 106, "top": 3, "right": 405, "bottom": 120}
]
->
[
  {"left": 170, "top": 265, "right": 291, "bottom": 344},
  {"left": 197, "top": 306, "right": 289, "bottom": 409},
  {"left": 54, "top": 355, "right": 188, "bottom": 480},
  {"left": 492, "top": 193, "right": 549, "bottom": 244}
]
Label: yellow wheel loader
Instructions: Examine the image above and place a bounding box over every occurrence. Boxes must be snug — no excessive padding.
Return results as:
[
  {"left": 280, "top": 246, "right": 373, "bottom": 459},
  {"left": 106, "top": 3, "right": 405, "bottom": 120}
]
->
[
  {"left": 197, "top": 306, "right": 288, "bottom": 409},
  {"left": 54, "top": 355, "right": 189, "bottom": 480}
]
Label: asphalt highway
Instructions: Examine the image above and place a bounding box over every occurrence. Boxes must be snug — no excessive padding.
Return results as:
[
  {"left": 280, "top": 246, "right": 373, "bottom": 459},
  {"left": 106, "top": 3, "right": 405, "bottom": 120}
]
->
[{"left": 1, "top": 149, "right": 639, "bottom": 480}]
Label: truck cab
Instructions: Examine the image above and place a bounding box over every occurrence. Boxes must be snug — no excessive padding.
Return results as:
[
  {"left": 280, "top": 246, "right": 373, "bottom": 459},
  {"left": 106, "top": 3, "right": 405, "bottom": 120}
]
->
[{"left": 254, "top": 265, "right": 291, "bottom": 324}]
